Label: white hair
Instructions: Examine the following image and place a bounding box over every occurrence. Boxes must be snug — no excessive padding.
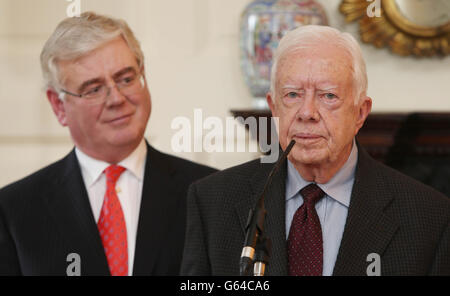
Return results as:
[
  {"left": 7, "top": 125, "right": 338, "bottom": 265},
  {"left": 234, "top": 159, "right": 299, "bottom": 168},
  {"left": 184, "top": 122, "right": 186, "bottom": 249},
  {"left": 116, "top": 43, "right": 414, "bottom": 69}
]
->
[
  {"left": 40, "top": 11, "right": 144, "bottom": 94},
  {"left": 270, "top": 25, "right": 368, "bottom": 104}
]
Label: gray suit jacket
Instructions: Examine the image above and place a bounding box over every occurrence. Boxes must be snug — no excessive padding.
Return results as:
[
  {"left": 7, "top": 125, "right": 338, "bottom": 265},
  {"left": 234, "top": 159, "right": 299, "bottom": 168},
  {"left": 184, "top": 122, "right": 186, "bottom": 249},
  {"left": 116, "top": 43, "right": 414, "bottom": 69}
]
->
[{"left": 181, "top": 146, "right": 450, "bottom": 275}]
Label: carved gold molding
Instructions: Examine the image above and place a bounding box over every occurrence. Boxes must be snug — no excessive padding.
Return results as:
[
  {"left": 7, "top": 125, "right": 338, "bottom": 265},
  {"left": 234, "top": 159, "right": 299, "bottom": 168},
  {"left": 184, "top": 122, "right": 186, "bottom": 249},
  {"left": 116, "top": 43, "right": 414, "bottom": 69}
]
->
[{"left": 339, "top": 0, "right": 450, "bottom": 57}]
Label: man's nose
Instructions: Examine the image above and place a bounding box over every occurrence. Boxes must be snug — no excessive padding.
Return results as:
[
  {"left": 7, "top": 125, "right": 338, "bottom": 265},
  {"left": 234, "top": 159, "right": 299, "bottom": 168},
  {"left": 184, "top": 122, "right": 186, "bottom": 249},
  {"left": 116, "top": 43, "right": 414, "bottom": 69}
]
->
[
  {"left": 105, "top": 84, "right": 126, "bottom": 106},
  {"left": 295, "top": 93, "right": 319, "bottom": 121}
]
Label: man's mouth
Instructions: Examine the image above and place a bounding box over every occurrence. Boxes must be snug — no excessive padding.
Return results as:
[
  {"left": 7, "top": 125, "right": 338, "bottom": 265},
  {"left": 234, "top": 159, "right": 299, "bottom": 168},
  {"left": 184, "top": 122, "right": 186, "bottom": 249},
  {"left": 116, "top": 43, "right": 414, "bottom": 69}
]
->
[
  {"left": 106, "top": 113, "right": 133, "bottom": 124},
  {"left": 292, "top": 133, "right": 323, "bottom": 142}
]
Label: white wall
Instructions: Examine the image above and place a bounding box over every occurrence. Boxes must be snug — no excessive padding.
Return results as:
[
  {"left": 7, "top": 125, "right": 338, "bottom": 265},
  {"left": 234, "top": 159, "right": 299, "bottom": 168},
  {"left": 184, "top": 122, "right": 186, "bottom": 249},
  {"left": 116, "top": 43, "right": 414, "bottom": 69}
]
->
[{"left": 0, "top": 0, "right": 449, "bottom": 187}]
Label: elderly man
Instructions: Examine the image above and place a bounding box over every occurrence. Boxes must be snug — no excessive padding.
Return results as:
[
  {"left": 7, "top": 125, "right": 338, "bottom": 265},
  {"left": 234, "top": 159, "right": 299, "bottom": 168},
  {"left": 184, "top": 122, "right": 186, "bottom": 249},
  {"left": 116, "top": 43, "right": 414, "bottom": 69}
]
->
[
  {"left": 0, "top": 12, "right": 216, "bottom": 276},
  {"left": 181, "top": 25, "right": 450, "bottom": 276}
]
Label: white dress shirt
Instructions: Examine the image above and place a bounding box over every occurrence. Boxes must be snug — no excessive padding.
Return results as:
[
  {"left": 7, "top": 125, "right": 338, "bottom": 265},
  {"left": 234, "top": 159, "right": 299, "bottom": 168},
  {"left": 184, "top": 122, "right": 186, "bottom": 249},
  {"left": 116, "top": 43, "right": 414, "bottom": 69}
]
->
[
  {"left": 285, "top": 140, "right": 358, "bottom": 276},
  {"left": 75, "top": 139, "right": 147, "bottom": 276}
]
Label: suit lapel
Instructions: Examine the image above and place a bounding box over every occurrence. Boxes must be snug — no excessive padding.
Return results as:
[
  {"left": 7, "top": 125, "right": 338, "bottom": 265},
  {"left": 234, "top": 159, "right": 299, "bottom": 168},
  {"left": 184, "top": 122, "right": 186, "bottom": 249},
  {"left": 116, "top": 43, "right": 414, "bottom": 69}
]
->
[
  {"left": 44, "top": 150, "right": 110, "bottom": 275},
  {"left": 333, "top": 146, "right": 399, "bottom": 275},
  {"left": 234, "top": 158, "right": 288, "bottom": 276},
  {"left": 132, "top": 144, "right": 179, "bottom": 275}
]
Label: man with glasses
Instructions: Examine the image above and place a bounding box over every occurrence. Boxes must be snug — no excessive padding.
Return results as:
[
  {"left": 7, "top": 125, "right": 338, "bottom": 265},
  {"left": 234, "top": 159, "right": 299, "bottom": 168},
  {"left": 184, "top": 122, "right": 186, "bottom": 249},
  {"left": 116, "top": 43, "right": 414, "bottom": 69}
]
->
[{"left": 0, "top": 12, "right": 216, "bottom": 276}]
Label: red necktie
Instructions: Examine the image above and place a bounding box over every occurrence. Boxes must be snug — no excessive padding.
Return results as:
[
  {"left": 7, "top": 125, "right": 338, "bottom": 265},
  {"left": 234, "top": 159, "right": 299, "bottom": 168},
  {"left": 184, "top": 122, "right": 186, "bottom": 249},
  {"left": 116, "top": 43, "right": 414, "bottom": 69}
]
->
[
  {"left": 98, "top": 165, "right": 128, "bottom": 276},
  {"left": 287, "top": 183, "right": 325, "bottom": 276}
]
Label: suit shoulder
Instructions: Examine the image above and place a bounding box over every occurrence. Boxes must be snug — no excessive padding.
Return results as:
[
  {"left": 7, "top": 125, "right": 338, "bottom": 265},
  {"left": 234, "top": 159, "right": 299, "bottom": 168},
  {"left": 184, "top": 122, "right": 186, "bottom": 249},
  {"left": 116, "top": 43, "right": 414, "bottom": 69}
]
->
[
  {"left": 371, "top": 159, "right": 450, "bottom": 210},
  {"left": 0, "top": 154, "right": 70, "bottom": 207},
  {"left": 193, "top": 157, "right": 267, "bottom": 191},
  {"left": 152, "top": 149, "right": 217, "bottom": 180}
]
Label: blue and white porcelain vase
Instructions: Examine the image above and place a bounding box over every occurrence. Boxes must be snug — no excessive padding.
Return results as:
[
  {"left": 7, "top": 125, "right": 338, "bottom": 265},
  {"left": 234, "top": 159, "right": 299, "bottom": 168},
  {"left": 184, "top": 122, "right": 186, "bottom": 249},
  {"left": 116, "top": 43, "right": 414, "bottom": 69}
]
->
[{"left": 240, "top": 0, "right": 328, "bottom": 109}]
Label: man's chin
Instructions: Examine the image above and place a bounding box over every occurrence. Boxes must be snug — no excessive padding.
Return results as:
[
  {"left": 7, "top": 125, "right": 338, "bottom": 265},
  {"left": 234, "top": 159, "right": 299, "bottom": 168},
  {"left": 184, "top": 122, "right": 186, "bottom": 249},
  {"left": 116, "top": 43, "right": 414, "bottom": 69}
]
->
[
  {"left": 289, "top": 148, "right": 326, "bottom": 166},
  {"left": 107, "top": 130, "right": 143, "bottom": 148}
]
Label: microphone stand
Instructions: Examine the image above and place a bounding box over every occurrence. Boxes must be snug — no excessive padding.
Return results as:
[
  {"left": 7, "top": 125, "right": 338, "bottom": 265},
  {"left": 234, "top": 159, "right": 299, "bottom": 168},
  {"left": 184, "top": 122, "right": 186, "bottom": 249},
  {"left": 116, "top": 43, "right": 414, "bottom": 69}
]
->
[
  {"left": 239, "top": 139, "right": 296, "bottom": 276},
  {"left": 253, "top": 234, "right": 271, "bottom": 276}
]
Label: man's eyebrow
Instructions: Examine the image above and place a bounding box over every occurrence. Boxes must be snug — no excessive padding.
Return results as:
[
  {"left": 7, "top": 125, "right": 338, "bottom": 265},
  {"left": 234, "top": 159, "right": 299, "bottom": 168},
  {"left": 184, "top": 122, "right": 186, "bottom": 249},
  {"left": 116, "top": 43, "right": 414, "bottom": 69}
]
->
[
  {"left": 112, "top": 67, "right": 137, "bottom": 79},
  {"left": 78, "top": 78, "right": 104, "bottom": 94},
  {"left": 76, "top": 67, "right": 137, "bottom": 94}
]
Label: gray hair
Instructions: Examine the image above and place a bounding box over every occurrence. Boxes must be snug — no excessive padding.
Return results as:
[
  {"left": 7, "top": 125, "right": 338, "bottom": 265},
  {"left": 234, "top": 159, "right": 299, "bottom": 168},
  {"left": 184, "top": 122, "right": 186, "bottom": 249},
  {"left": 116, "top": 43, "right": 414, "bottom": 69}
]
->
[
  {"left": 270, "top": 25, "right": 368, "bottom": 103},
  {"left": 40, "top": 11, "right": 144, "bottom": 93}
]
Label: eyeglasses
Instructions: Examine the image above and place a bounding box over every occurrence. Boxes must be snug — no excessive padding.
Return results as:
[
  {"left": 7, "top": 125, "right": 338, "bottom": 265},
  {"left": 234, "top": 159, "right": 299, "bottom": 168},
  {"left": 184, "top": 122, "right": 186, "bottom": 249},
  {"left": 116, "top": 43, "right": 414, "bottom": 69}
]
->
[{"left": 59, "top": 73, "right": 146, "bottom": 105}]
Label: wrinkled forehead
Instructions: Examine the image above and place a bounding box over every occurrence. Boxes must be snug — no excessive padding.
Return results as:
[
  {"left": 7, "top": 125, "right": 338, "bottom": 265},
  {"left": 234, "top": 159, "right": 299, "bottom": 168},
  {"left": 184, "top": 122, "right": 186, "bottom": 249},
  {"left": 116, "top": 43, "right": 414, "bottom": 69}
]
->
[
  {"left": 57, "top": 37, "right": 138, "bottom": 87},
  {"left": 276, "top": 46, "right": 354, "bottom": 87}
]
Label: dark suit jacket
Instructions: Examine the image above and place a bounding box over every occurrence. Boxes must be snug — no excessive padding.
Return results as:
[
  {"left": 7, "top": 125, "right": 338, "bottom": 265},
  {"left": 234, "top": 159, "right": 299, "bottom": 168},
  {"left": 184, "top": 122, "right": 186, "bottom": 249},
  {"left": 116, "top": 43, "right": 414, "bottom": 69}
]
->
[
  {"left": 181, "top": 146, "right": 450, "bottom": 275},
  {"left": 0, "top": 142, "right": 216, "bottom": 275}
]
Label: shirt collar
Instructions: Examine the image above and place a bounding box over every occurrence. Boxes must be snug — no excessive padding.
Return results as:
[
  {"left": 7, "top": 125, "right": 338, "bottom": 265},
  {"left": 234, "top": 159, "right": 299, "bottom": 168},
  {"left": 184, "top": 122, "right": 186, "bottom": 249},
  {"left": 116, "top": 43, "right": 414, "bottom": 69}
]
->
[
  {"left": 75, "top": 139, "right": 147, "bottom": 187},
  {"left": 285, "top": 139, "right": 358, "bottom": 207}
]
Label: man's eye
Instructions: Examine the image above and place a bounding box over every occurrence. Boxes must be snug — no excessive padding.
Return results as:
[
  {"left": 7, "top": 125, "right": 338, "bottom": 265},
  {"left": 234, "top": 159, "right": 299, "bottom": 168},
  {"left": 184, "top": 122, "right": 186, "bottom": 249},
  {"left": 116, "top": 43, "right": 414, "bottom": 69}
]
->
[
  {"left": 85, "top": 85, "right": 103, "bottom": 96},
  {"left": 287, "top": 92, "right": 298, "bottom": 98},
  {"left": 120, "top": 76, "right": 136, "bottom": 84},
  {"left": 324, "top": 93, "right": 337, "bottom": 99}
]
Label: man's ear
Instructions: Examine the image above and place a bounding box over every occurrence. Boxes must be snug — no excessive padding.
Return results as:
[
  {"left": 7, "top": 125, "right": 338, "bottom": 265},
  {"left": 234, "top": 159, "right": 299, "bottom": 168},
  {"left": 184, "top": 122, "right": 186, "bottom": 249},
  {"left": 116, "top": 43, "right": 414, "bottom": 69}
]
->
[
  {"left": 267, "top": 91, "right": 276, "bottom": 116},
  {"left": 47, "top": 89, "right": 68, "bottom": 126},
  {"left": 355, "top": 96, "right": 372, "bottom": 135}
]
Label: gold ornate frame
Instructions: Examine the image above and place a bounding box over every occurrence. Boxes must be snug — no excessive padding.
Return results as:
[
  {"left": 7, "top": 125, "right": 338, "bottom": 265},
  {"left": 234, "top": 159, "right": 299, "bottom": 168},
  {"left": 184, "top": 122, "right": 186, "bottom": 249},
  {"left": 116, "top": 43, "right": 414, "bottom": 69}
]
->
[{"left": 339, "top": 0, "right": 450, "bottom": 57}]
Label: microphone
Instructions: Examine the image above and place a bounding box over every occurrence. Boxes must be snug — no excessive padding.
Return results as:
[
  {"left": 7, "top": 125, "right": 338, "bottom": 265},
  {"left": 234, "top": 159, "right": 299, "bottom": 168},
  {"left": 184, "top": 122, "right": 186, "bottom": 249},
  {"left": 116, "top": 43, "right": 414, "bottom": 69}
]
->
[{"left": 239, "top": 139, "right": 296, "bottom": 276}]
